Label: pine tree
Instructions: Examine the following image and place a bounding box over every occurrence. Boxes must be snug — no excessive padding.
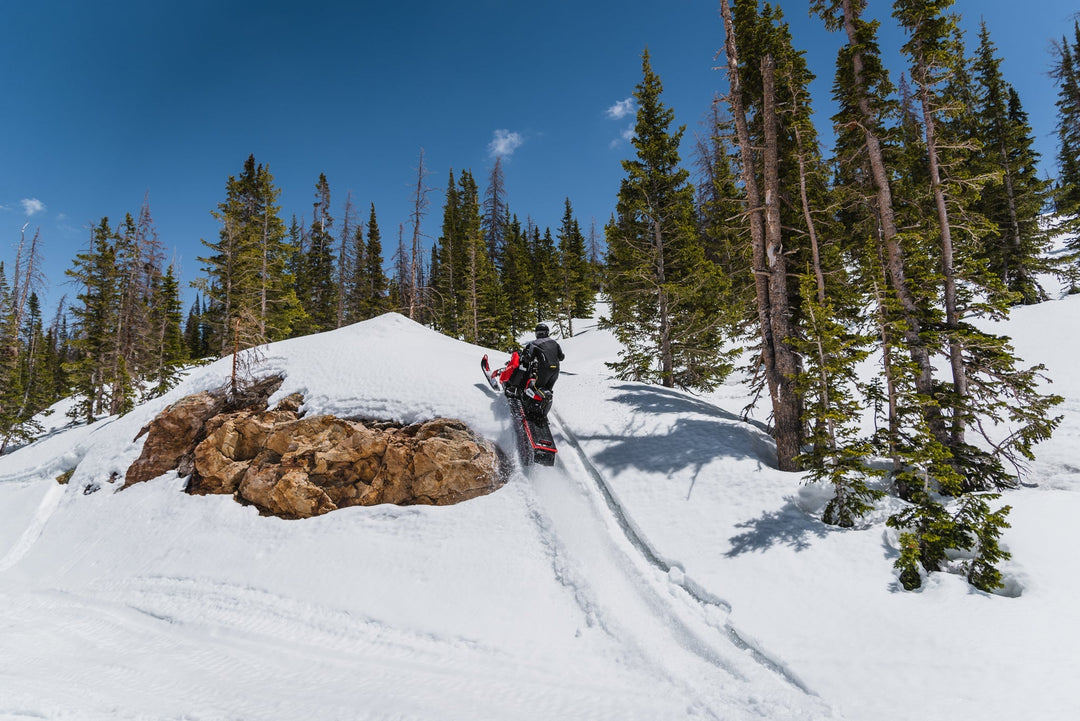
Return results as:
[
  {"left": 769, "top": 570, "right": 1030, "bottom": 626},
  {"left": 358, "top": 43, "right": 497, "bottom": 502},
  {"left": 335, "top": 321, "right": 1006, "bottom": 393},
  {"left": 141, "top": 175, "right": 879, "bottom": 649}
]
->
[
  {"left": 459, "top": 170, "right": 509, "bottom": 347},
  {"left": 431, "top": 170, "right": 464, "bottom": 336},
  {"left": 302, "top": 173, "right": 339, "bottom": 332},
  {"left": 1052, "top": 21, "right": 1080, "bottom": 216},
  {"left": 363, "top": 203, "right": 388, "bottom": 319},
  {"left": 719, "top": 0, "right": 805, "bottom": 466},
  {"left": 606, "top": 48, "right": 731, "bottom": 392},
  {"left": 482, "top": 157, "right": 508, "bottom": 262},
  {"left": 529, "top": 223, "right": 558, "bottom": 325},
  {"left": 499, "top": 214, "right": 535, "bottom": 338},
  {"left": 147, "top": 264, "right": 187, "bottom": 396},
  {"left": 555, "top": 199, "right": 593, "bottom": 337},
  {"left": 1051, "top": 21, "right": 1080, "bottom": 281},
  {"left": 66, "top": 219, "right": 120, "bottom": 422},
  {"left": 972, "top": 22, "right": 1053, "bottom": 304},
  {"left": 693, "top": 101, "right": 750, "bottom": 330}
]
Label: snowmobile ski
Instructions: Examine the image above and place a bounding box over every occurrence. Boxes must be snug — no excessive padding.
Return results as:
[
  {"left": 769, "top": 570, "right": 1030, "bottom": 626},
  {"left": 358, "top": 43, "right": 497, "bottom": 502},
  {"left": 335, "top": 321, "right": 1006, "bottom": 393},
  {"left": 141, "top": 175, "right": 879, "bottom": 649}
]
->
[{"left": 481, "top": 354, "right": 501, "bottom": 391}]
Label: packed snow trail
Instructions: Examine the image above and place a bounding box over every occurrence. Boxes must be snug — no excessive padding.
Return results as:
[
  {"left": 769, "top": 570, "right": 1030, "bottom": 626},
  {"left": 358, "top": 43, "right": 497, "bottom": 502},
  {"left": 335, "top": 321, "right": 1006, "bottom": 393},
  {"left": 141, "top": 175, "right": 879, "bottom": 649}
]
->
[
  {"left": 518, "top": 414, "right": 833, "bottom": 719},
  {"left": 551, "top": 410, "right": 818, "bottom": 696}
]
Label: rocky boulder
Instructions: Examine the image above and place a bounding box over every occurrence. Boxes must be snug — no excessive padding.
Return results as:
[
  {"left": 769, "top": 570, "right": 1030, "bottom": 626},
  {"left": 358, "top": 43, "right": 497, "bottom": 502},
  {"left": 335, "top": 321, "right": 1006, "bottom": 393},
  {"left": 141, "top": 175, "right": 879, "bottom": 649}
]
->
[
  {"left": 124, "top": 381, "right": 503, "bottom": 517},
  {"left": 123, "top": 375, "right": 286, "bottom": 488}
]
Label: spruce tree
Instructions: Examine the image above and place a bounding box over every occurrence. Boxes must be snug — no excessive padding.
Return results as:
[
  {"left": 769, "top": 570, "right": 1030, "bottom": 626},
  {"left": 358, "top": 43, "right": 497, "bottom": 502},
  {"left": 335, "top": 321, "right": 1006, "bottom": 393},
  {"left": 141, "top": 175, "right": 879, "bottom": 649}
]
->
[
  {"left": 499, "top": 214, "right": 535, "bottom": 338},
  {"left": 302, "top": 173, "right": 339, "bottom": 333},
  {"left": 147, "top": 265, "right": 187, "bottom": 396},
  {"left": 972, "top": 22, "right": 1053, "bottom": 304},
  {"left": 1052, "top": 21, "right": 1080, "bottom": 216},
  {"left": 606, "top": 48, "right": 731, "bottom": 391},
  {"left": 529, "top": 223, "right": 558, "bottom": 326},
  {"left": 66, "top": 218, "right": 120, "bottom": 422},
  {"left": 431, "top": 171, "right": 465, "bottom": 336},
  {"left": 483, "top": 157, "right": 508, "bottom": 262},
  {"left": 555, "top": 199, "right": 593, "bottom": 337},
  {"left": 363, "top": 203, "right": 389, "bottom": 319}
]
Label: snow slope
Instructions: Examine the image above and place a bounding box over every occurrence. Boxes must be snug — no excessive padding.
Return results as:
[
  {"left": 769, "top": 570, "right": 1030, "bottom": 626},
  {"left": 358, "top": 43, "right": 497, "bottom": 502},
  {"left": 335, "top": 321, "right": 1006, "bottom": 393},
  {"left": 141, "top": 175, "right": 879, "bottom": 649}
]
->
[{"left": 1, "top": 301, "right": 1078, "bottom": 720}]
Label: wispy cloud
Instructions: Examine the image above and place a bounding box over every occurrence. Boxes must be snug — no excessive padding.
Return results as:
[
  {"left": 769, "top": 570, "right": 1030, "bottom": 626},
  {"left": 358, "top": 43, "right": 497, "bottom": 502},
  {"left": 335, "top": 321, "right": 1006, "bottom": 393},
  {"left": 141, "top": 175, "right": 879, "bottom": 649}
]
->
[
  {"left": 609, "top": 123, "right": 636, "bottom": 149},
  {"left": 488, "top": 129, "right": 524, "bottom": 158},
  {"left": 605, "top": 98, "right": 635, "bottom": 120},
  {"left": 20, "top": 198, "right": 46, "bottom": 217}
]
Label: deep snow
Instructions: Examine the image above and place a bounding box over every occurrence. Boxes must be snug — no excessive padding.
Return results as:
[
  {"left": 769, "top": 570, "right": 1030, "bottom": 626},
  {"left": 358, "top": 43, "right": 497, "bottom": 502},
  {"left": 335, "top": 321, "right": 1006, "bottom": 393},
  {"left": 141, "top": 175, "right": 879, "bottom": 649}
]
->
[{"left": 1, "top": 296, "right": 1078, "bottom": 720}]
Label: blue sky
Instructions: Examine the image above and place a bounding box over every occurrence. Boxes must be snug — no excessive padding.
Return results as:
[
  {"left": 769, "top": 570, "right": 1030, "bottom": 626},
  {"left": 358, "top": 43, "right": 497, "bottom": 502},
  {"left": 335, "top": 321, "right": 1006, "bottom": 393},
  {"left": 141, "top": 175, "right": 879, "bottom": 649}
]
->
[{"left": 2, "top": 0, "right": 1076, "bottom": 313}]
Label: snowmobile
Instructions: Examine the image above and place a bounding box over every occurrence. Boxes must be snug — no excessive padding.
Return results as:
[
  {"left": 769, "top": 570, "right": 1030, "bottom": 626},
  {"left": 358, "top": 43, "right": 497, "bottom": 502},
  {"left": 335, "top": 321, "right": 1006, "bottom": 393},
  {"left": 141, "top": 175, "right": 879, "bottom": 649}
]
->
[{"left": 482, "top": 353, "right": 558, "bottom": 467}]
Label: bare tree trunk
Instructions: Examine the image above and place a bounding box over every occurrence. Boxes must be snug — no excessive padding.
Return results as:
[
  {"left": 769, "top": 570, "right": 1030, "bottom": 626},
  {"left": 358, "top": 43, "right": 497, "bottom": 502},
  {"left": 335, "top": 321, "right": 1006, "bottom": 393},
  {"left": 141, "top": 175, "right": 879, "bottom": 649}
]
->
[
  {"left": 337, "top": 192, "right": 354, "bottom": 329},
  {"left": 652, "top": 219, "right": 674, "bottom": 387},
  {"left": 409, "top": 150, "right": 431, "bottom": 320},
  {"left": 719, "top": 1, "right": 800, "bottom": 470},
  {"left": 762, "top": 52, "right": 802, "bottom": 470},
  {"left": 997, "top": 135, "right": 1028, "bottom": 296},
  {"left": 468, "top": 235, "right": 479, "bottom": 343},
  {"left": 839, "top": 0, "right": 948, "bottom": 447},
  {"left": 791, "top": 117, "right": 826, "bottom": 303},
  {"left": 914, "top": 56, "right": 968, "bottom": 446},
  {"left": 9, "top": 226, "right": 43, "bottom": 360},
  {"left": 261, "top": 206, "right": 269, "bottom": 337}
]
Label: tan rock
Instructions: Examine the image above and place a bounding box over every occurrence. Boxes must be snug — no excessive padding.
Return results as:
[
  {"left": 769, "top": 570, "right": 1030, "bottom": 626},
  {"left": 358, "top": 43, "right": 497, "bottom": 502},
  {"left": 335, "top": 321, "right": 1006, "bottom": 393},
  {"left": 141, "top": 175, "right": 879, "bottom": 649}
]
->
[
  {"left": 124, "top": 391, "right": 225, "bottom": 487},
  {"left": 124, "top": 380, "right": 502, "bottom": 518}
]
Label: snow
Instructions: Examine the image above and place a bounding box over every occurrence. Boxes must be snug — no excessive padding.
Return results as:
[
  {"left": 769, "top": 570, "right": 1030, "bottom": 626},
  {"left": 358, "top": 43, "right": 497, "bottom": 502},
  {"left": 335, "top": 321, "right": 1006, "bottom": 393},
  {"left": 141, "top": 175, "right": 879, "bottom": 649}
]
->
[{"left": 1, "top": 296, "right": 1078, "bottom": 720}]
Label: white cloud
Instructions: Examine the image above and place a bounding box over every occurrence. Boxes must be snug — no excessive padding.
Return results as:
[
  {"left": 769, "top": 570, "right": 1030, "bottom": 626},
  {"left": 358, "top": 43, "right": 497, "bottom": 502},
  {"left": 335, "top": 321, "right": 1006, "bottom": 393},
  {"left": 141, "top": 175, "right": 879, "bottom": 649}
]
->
[
  {"left": 606, "top": 98, "right": 635, "bottom": 120},
  {"left": 609, "top": 123, "right": 637, "bottom": 149},
  {"left": 488, "top": 129, "right": 524, "bottom": 158},
  {"left": 20, "top": 198, "right": 46, "bottom": 217}
]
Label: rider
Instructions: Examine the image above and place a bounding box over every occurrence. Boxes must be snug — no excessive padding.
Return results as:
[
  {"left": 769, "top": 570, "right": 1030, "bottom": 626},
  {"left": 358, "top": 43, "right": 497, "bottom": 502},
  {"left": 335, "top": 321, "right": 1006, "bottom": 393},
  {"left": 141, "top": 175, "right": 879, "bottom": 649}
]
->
[{"left": 502, "top": 323, "right": 565, "bottom": 419}]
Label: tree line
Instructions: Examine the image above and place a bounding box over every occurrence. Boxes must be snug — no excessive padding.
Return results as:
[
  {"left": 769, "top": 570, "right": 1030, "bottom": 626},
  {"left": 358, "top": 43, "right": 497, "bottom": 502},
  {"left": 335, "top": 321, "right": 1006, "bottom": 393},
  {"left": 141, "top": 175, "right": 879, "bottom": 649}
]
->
[
  {"left": 0, "top": 152, "right": 600, "bottom": 450},
  {"left": 2, "top": 0, "right": 1078, "bottom": 592}
]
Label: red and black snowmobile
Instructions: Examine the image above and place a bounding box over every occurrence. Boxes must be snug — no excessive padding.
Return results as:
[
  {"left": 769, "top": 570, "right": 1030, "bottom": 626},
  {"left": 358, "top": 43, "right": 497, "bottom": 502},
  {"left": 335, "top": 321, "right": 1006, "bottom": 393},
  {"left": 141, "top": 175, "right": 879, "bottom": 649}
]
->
[{"left": 482, "top": 353, "right": 557, "bottom": 467}]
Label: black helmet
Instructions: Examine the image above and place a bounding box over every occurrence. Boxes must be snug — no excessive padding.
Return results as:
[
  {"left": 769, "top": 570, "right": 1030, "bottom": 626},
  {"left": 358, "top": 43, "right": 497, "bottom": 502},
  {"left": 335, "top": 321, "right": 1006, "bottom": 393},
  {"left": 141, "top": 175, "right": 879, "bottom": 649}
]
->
[{"left": 535, "top": 323, "right": 549, "bottom": 338}]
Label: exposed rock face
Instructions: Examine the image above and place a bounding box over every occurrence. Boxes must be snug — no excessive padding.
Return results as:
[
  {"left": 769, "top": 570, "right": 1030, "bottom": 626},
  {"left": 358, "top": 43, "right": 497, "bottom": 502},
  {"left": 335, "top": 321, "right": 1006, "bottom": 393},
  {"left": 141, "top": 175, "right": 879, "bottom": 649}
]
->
[
  {"left": 124, "top": 391, "right": 226, "bottom": 487},
  {"left": 124, "top": 381, "right": 503, "bottom": 518},
  {"left": 123, "top": 376, "right": 286, "bottom": 489}
]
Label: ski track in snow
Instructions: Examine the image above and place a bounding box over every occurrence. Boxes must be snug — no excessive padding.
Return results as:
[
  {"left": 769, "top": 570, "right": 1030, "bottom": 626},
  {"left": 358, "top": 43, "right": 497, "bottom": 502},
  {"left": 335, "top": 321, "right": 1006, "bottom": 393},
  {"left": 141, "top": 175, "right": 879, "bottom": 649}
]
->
[
  {"left": 550, "top": 412, "right": 820, "bottom": 698},
  {"left": 0, "top": 481, "right": 65, "bottom": 573},
  {"left": 515, "top": 413, "right": 833, "bottom": 719}
]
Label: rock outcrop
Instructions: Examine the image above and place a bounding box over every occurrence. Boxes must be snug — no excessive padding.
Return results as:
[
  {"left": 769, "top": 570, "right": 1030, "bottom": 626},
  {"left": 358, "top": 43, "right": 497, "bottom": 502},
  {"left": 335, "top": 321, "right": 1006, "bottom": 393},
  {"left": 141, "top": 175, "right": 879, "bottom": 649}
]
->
[
  {"left": 124, "top": 375, "right": 286, "bottom": 488},
  {"left": 125, "top": 380, "right": 503, "bottom": 517}
]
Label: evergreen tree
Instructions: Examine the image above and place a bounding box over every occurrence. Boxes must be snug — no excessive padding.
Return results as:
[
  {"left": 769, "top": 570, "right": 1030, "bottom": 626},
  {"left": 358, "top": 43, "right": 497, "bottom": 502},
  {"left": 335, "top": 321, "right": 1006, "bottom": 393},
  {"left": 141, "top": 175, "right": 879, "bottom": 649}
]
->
[
  {"left": 693, "top": 102, "right": 750, "bottom": 331},
  {"left": 430, "top": 170, "right": 464, "bottom": 336},
  {"left": 529, "top": 223, "right": 558, "bottom": 325},
  {"left": 0, "top": 292, "right": 49, "bottom": 452},
  {"left": 1051, "top": 21, "right": 1080, "bottom": 281},
  {"left": 555, "top": 199, "right": 594, "bottom": 337},
  {"left": 300, "top": 173, "right": 339, "bottom": 332},
  {"left": 1052, "top": 21, "right": 1080, "bottom": 217},
  {"left": 362, "top": 203, "right": 388, "bottom": 319},
  {"left": 498, "top": 214, "right": 535, "bottom": 338},
  {"left": 66, "top": 219, "right": 120, "bottom": 422},
  {"left": 972, "top": 22, "right": 1053, "bottom": 304},
  {"left": 605, "top": 48, "right": 731, "bottom": 391},
  {"left": 482, "top": 157, "right": 508, "bottom": 262},
  {"left": 719, "top": 1, "right": 808, "bottom": 465},
  {"left": 197, "top": 156, "right": 301, "bottom": 351},
  {"left": 147, "top": 265, "right": 188, "bottom": 396},
  {"left": 459, "top": 170, "right": 509, "bottom": 347}
]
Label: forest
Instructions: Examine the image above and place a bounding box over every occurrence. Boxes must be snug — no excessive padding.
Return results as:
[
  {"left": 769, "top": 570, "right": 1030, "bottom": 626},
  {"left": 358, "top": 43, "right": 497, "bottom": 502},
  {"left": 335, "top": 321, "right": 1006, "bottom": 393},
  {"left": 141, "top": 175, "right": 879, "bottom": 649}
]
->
[{"left": 2, "top": 0, "right": 1079, "bottom": 591}]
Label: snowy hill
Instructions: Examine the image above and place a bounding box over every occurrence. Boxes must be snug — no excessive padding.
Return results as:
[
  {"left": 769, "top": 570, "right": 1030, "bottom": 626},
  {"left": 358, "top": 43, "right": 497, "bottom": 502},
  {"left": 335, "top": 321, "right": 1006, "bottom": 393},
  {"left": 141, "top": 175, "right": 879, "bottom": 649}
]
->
[{"left": 1, "top": 303, "right": 1079, "bottom": 720}]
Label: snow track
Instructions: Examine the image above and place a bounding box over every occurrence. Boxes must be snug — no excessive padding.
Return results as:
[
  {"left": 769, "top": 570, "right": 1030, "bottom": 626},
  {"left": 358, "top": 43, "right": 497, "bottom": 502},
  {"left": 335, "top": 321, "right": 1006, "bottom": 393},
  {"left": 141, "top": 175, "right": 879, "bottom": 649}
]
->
[
  {"left": 552, "top": 411, "right": 820, "bottom": 697},
  {"left": 517, "top": 414, "right": 833, "bottom": 719}
]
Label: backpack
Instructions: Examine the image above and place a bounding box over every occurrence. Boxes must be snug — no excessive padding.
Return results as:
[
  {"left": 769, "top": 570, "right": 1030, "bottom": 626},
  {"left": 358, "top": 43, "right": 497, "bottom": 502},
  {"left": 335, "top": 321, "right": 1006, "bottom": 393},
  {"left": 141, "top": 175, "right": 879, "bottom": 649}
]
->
[{"left": 526, "top": 338, "right": 561, "bottom": 390}]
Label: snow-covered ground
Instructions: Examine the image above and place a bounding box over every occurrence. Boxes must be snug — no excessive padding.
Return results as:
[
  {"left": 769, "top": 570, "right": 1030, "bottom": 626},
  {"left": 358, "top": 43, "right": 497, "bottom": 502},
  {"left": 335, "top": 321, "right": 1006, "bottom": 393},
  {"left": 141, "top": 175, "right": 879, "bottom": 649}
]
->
[{"left": 1, "top": 296, "right": 1078, "bottom": 720}]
